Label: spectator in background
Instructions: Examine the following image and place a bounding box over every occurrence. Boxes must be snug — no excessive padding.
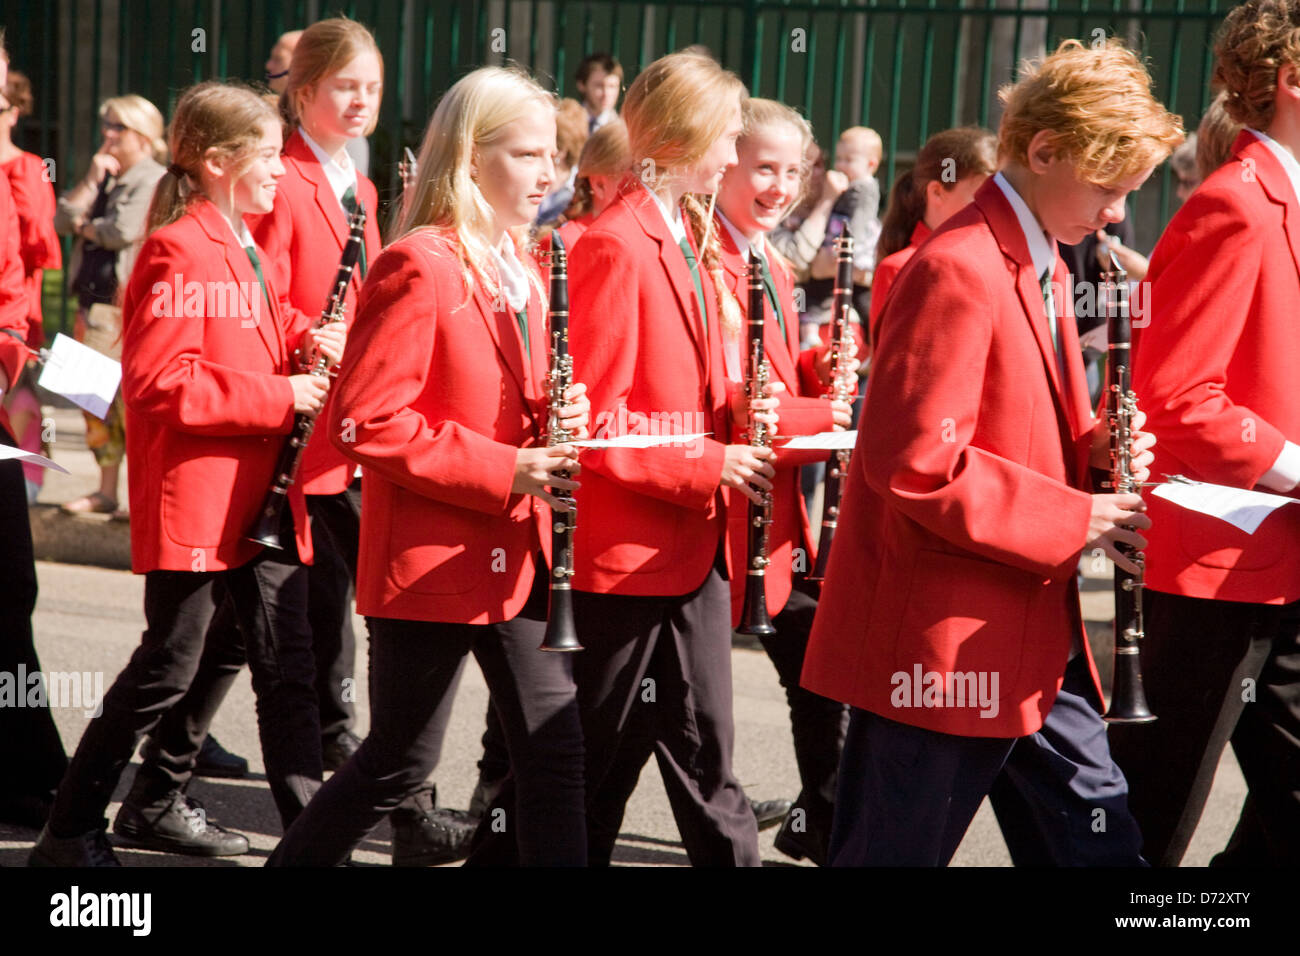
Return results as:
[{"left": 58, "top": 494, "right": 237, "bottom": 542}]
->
[
  {"left": 53, "top": 94, "right": 166, "bottom": 518},
  {"left": 575, "top": 52, "right": 622, "bottom": 133},
  {"left": 1196, "top": 90, "right": 1243, "bottom": 180},
  {"left": 0, "top": 71, "right": 63, "bottom": 505},
  {"left": 536, "top": 98, "right": 590, "bottom": 227},
  {"left": 1170, "top": 133, "right": 1200, "bottom": 204}
]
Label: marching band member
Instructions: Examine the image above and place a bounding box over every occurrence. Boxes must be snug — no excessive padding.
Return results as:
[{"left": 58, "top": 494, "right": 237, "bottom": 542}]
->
[
  {"left": 567, "top": 50, "right": 772, "bottom": 867},
  {"left": 713, "top": 99, "right": 852, "bottom": 865},
  {"left": 801, "top": 39, "right": 1180, "bottom": 866},
  {"left": 267, "top": 65, "right": 590, "bottom": 867},
  {"left": 1110, "top": 0, "right": 1300, "bottom": 866},
  {"left": 123, "top": 18, "right": 387, "bottom": 856},
  {"left": 31, "top": 81, "right": 340, "bottom": 866},
  {"left": 869, "top": 127, "right": 996, "bottom": 346}
]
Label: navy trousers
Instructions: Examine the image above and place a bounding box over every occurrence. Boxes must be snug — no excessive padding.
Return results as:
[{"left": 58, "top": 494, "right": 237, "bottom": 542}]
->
[{"left": 830, "top": 654, "right": 1145, "bottom": 866}]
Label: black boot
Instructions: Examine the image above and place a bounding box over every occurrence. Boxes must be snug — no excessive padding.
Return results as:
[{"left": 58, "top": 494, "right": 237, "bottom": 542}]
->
[{"left": 391, "top": 785, "right": 478, "bottom": 867}]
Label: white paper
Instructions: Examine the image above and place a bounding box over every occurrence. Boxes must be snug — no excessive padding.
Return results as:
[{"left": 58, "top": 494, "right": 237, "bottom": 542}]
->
[
  {"left": 572, "top": 432, "right": 711, "bottom": 449},
  {"left": 0, "top": 444, "right": 70, "bottom": 473},
  {"left": 1152, "top": 478, "right": 1299, "bottom": 535},
  {"left": 36, "top": 333, "right": 122, "bottom": 420},
  {"left": 779, "top": 430, "right": 858, "bottom": 450}
]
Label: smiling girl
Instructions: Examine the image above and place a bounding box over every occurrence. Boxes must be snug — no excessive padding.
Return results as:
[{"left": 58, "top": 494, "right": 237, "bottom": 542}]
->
[
  {"left": 32, "top": 81, "right": 343, "bottom": 866},
  {"left": 267, "top": 66, "right": 590, "bottom": 867}
]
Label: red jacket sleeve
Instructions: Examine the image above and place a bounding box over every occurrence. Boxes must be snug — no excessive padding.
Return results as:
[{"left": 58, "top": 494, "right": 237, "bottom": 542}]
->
[
  {"left": 0, "top": 176, "right": 29, "bottom": 390},
  {"left": 1135, "top": 191, "right": 1287, "bottom": 487},
  {"left": 327, "top": 241, "right": 519, "bottom": 515},
  {"left": 121, "top": 232, "right": 297, "bottom": 436},
  {"left": 570, "top": 228, "right": 728, "bottom": 510},
  {"left": 862, "top": 249, "right": 1092, "bottom": 580}
]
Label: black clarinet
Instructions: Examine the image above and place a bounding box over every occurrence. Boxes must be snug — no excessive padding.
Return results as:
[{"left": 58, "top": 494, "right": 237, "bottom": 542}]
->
[
  {"left": 808, "top": 235, "right": 856, "bottom": 583},
  {"left": 248, "top": 206, "right": 366, "bottom": 549},
  {"left": 1101, "top": 249, "right": 1156, "bottom": 723},
  {"left": 738, "top": 251, "right": 776, "bottom": 636},
  {"left": 540, "top": 232, "right": 582, "bottom": 651}
]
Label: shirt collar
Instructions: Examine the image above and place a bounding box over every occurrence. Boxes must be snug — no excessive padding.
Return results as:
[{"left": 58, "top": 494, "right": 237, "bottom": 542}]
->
[
  {"left": 640, "top": 181, "right": 686, "bottom": 244},
  {"left": 298, "top": 126, "right": 357, "bottom": 203},
  {"left": 1247, "top": 128, "right": 1300, "bottom": 205},
  {"left": 225, "top": 215, "right": 256, "bottom": 249},
  {"left": 716, "top": 210, "right": 755, "bottom": 260},
  {"left": 993, "top": 170, "right": 1056, "bottom": 281},
  {"left": 489, "top": 238, "right": 530, "bottom": 314}
]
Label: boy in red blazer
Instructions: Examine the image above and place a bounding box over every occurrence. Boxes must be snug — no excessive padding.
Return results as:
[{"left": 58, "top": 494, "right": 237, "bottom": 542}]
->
[
  {"left": 802, "top": 39, "right": 1181, "bottom": 866},
  {"left": 1109, "top": 0, "right": 1300, "bottom": 866}
]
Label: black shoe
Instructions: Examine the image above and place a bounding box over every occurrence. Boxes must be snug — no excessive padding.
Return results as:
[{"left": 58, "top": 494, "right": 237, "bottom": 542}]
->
[
  {"left": 468, "top": 772, "right": 507, "bottom": 822},
  {"left": 113, "top": 791, "right": 249, "bottom": 857},
  {"left": 391, "top": 786, "right": 478, "bottom": 867},
  {"left": 750, "top": 797, "right": 794, "bottom": 831},
  {"left": 322, "top": 730, "right": 363, "bottom": 772},
  {"left": 29, "top": 821, "right": 121, "bottom": 867},
  {"left": 773, "top": 807, "right": 830, "bottom": 867},
  {"left": 194, "top": 735, "right": 249, "bottom": 778},
  {"left": 0, "top": 790, "right": 55, "bottom": 830}
]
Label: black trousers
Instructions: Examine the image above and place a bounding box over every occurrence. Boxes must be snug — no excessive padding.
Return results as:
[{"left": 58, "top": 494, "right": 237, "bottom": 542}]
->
[
  {"left": 831, "top": 655, "right": 1144, "bottom": 866},
  {"left": 266, "top": 568, "right": 586, "bottom": 866},
  {"left": 581, "top": 577, "right": 847, "bottom": 863},
  {"left": 135, "top": 484, "right": 360, "bottom": 797},
  {"left": 0, "top": 426, "right": 68, "bottom": 803},
  {"left": 47, "top": 544, "right": 321, "bottom": 835},
  {"left": 1107, "top": 588, "right": 1300, "bottom": 866},
  {"left": 573, "top": 553, "right": 760, "bottom": 867}
]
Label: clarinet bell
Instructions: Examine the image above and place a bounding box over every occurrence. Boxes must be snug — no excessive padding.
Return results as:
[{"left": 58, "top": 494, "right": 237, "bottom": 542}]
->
[
  {"left": 246, "top": 506, "right": 286, "bottom": 550},
  {"left": 539, "top": 580, "right": 583, "bottom": 651}
]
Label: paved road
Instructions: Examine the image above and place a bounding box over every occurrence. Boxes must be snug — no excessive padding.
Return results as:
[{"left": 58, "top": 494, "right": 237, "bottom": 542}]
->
[{"left": 0, "top": 558, "right": 1244, "bottom": 867}]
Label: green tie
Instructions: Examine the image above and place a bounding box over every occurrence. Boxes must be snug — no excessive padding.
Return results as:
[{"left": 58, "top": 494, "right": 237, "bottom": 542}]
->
[
  {"left": 244, "top": 245, "right": 271, "bottom": 312},
  {"left": 1040, "top": 266, "right": 1062, "bottom": 368},
  {"left": 515, "top": 306, "right": 530, "bottom": 360},
  {"left": 754, "top": 250, "right": 786, "bottom": 339},
  {"left": 341, "top": 185, "right": 368, "bottom": 279},
  {"left": 677, "top": 237, "right": 708, "bottom": 335}
]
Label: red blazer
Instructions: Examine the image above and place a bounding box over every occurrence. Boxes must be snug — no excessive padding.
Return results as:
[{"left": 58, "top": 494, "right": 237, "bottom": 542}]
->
[
  {"left": 250, "top": 129, "right": 382, "bottom": 497},
  {"left": 0, "top": 173, "right": 28, "bottom": 437},
  {"left": 1134, "top": 130, "right": 1300, "bottom": 605},
  {"left": 802, "top": 178, "right": 1100, "bottom": 738},
  {"left": 120, "top": 198, "right": 312, "bottom": 573},
  {"left": 327, "top": 229, "right": 551, "bottom": 624},
  {"left": 1, "top": 151, "right": 62, "bottom": 348},
  {"left": 868, "top": 220, "right": 930, "bottom": 346},
  {"left": 714, "top": 222, "right": 834, "bottom": 624},
  {"left": 568, "top": 184, "right": 731, "bottom": 596}
]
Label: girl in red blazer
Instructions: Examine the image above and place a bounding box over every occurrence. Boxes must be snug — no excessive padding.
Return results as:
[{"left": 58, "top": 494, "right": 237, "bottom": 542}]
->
[
  {"left": 137, "top": 20, "right": 386, "bottom": 822},
  {"left": 802, "top": 40, "right": 1178, "bottom": 866},
  {"left": 32, "top": 81, "right": 344, "bottom": 867},
  {"left": 268, "top": 66, "right": 591, "bottom": 867},
  {"left": 869, "top": 126, "right": 995, "bottom": 346},
  {"left": 567, "top": 51, "right": 773, "bottom": 867}
]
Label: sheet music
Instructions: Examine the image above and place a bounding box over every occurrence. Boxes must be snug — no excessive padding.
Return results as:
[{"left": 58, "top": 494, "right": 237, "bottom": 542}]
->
[
  {"left": 780, "top": 430, "right": 858, "bottom": 450},
  {"left": 1152, "top": 477, "right": 1299, "bottom": 535},
  {"left": 0, "top": 444, "right": 70, "bottom": 474},
  {"left": 572, "top": 433, "right": 711, "bottom": 449},
  {"left": 36, "top": 333, "right": 122, "bottom": 421}
]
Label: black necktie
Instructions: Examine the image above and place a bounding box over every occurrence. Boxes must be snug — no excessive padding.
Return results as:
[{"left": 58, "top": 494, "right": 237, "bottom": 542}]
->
[{"left": 341, "top": 185, "right": 368, "bottom": 279}]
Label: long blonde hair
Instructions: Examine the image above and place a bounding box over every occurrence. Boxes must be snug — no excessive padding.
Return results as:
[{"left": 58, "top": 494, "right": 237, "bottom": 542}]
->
[
  {"left": 400, "top": 66, "right": 555, "bottom": 307},
  {"left": 146, "top": 81, "right": 279, "bottom": 234},
  {"left": 280, "top": 17, "right": 383, "bottom": 135}
]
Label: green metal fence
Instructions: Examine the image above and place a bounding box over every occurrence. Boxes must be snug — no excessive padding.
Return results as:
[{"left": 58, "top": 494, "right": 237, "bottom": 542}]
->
[{"left": 4, "top": 0, "right": 1232, "bottom": 332}]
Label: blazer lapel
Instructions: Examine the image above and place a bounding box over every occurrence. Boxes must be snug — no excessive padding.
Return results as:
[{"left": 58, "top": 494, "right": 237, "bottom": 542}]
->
[
  {"left": 194, "top": 201, "right": 282, "bottom": 367},
  {"left": 473, "top": 281, "right": 531, "bottom": 412},
  {"left": 1241, "top": 132, "right": 1300, "bottom": 289},
  {"left": 287, "top": 130, "right": 349, "bottom": 252},
  {"left": 759, "top": 238, "right": 801, "bottom": 391}
]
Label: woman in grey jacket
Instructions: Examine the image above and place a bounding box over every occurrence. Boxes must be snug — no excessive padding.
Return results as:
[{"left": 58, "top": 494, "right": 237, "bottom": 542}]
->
[{"left": 54, "top": 94, "right": 166, "bottom": 517}]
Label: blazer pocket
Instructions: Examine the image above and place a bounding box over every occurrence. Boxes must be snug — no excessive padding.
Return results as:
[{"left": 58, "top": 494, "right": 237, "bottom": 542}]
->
[
  {"left": 889, "top": 549, "right": 1026, "bottom": 703},
  {"left": 385, "top": 489, "right": 504, "bottom": 596}
]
